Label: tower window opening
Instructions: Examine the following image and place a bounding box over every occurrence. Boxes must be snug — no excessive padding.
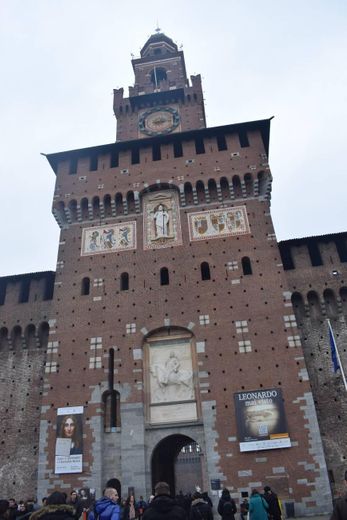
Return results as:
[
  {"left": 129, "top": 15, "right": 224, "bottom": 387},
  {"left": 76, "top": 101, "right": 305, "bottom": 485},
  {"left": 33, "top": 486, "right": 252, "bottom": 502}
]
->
[
  {"left": 216, "top": 134, "right": 227, "bottom": 151},
  {"left": 131, "top": 147, "right": 140, "bottom": 164},
  {"left": 90, "top": 154, "right": 98, "bottom": 172},
  {"left": 242, "top": 257, "right": 252, "bottom": 275},
  {"left": 160, "top": 267, "right": 169, "bottom": 286},
  {"left": 150, "top": 67, "right": 167, "bottom": 86},
  {"left": 201, "top": 262, "right": 211, "bottom": 281},
  {"left": 152, "top": 144, "right": 161, "bottom": 161},
  {"left": 335, "top": 237, "right": 347, "bottom": 262},
  {"left": 69, "top": 157, "right": 78, "bottom": 175},
  {"left": 195, "top": 138, "right": 205, "bottom": 155},
  {"left": 154, "top": 48, "right": 162, "bottom": 56},
  {"left": 110, "top": 151, "right": 119, "bottom": 168},
  {"left": 0, "top": 280, "right": 7, "bottom": 306},
  {"left": 239, "top": 131, "right": 249, "bottom": 148},
  {"left": 19, "top": 279, "right": 30, "bottom": 303},
  {"left": 173, "top": 140, "right": 183, "bottom": 158},
  {"left": 81, "top": 277, "right": 90, "bottom": 295},
  {"left": 120, "top": 272, "right": 129, "bottom": 291},
  {"left": 308, "top": 241, "right": 323, "bottom": 267}
]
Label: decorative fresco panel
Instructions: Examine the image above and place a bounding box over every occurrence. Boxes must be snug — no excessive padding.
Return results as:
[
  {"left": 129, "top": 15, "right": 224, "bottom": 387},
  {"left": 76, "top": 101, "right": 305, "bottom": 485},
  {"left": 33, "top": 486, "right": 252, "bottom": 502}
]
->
[
  {"left": 188, "top": 206, "right": 250, "bottom": 241},
  {"left": 81, "top": 222, "right": 136, "bottom": 256},
  {"left": 143, "top": 190, "right": 182, "bottom": 250}
]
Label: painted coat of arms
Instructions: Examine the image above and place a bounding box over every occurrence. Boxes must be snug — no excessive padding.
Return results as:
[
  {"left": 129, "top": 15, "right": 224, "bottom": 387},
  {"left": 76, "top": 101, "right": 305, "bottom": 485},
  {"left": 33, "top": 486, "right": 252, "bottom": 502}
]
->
[{"left": 188, "top": 206, "right": 249, "bottom": 241}]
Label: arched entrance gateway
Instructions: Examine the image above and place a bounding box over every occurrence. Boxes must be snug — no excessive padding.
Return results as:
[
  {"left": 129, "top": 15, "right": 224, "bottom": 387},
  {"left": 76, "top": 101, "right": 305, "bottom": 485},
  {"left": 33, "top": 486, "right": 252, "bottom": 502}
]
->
[{"left": 151, "top": 434, "right": 203, "bottom": 495}]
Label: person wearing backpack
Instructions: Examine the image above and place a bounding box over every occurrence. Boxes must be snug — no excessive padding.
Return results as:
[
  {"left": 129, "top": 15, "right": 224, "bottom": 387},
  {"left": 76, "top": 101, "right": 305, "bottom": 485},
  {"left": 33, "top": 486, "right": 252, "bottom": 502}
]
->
[
  {"left": 249, "top": 490, "right": 268, "bottom": 520},
  {"left": 189, "top": 492, "right": 213, "bottom": 520},
  {"left": 88, "top": 489, "right": 120, "bottom": 520},
  {"left": 217, "top": 489, "right": 237, "bottom": 520}
]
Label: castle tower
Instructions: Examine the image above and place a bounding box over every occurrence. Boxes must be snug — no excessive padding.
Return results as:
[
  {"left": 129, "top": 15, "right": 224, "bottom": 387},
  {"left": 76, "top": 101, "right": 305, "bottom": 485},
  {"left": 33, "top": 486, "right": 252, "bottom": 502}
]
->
[
  {"left": 114, "top": 31, "right": 205, "bottom": 141},
  {"left": 33, "top": 32, "right": 333, "bottom": 515}
]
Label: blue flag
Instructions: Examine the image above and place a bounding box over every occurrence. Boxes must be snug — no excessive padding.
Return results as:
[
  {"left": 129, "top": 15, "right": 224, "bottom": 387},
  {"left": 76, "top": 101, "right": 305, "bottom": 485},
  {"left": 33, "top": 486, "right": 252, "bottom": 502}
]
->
[{"left": 328, "top": 322, "right": 340, "bottom": 372}]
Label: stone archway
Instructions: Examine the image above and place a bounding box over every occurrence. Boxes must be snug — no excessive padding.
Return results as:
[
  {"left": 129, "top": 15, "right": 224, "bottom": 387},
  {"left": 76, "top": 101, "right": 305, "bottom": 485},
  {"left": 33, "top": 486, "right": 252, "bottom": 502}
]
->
[{"left": 151, "top": 434, "right": 203, "bottom": 496}]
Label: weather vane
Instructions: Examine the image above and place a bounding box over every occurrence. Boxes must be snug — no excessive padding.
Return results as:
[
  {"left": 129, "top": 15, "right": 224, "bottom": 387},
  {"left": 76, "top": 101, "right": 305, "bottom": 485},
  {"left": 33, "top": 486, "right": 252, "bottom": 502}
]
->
[{"left": 155, "top": 21, "right": 161, "bottom": 33}]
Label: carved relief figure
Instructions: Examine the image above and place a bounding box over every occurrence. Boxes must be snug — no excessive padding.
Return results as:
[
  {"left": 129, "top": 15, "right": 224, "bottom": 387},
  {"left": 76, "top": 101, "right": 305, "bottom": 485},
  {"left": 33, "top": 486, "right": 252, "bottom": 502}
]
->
[
  {"left": 154, "top": 204, "right": 169, "bottom": 238},
  {"left": 150, "top": 351, "right": 193, "bottom": 402}
]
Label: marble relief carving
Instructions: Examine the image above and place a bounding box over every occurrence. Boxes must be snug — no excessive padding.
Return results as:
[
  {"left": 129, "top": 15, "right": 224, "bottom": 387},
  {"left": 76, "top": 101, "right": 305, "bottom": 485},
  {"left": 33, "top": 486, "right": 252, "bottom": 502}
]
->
[
  {"left": 148, "top": 340, "right": 197, "bottom": 424},
  {"left": 143, "top": 190, "right": 182, "bottom": 250},
  {"left": 188, "top": 206, "right": 250, "bottom": 242}
]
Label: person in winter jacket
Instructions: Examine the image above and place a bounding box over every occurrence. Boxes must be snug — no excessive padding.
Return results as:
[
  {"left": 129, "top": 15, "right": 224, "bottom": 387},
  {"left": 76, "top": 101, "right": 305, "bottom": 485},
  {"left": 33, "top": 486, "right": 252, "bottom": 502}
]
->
[
  {"left": 142, "top": 482, "right": 187, "bottom": 520},
  {"left": 88, "top": 489, "right": 120, "bottom": 520},
  {"left": 249, "top": 490, "right": 268, "bottom": 520},
  {"left": 263, "top": 486, "right": 281, "bottom": 520},
  {"left": 29, "top": 492, "right": 75, "bottom": 520},
  {"left": 189, "top": 492, "right": 212, "bottom": 520},
  {"left": 0, "top": 500, "right": 9, "bottom": 520},
  {"left": 217, "top": 489, "right": 237, "bottom": 520}
]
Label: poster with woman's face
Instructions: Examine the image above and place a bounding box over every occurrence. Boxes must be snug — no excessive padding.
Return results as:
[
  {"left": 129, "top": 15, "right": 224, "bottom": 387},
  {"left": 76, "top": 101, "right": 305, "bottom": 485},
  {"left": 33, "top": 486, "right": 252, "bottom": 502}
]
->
[{"left": 55, "top": 406, "right": 83, "bottom": 474}]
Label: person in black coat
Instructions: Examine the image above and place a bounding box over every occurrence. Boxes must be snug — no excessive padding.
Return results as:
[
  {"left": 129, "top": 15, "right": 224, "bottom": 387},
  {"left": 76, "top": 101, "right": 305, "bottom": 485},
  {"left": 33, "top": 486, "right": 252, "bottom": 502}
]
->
[
  {"left": 189, "top": 492, "right": 212, "bottom": 520},
  {"left": 217, "top": 489, "right": 237, "bottom": 520},
  {"left": 263, "top": 487, "right": 281, "bottom": 520},
  {"left": 142, "top": 482, "right": 187, "bottom": 520},
  {"left": 29, "top": 492, "right": 75, "bottom": 520}
]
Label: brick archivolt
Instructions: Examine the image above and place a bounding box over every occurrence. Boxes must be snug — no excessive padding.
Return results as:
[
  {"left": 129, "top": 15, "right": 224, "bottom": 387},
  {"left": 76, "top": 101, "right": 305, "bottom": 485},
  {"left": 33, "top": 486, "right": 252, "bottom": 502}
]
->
[{"left": 52, "top": 170, "right": 271, "bottom": 228}]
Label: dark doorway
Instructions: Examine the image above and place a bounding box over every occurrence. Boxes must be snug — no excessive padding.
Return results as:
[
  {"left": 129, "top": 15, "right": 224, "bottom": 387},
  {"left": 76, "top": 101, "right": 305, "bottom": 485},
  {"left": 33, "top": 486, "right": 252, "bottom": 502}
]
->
[{"left": 151, "top": 434, "right": 203, "bottom": 495}]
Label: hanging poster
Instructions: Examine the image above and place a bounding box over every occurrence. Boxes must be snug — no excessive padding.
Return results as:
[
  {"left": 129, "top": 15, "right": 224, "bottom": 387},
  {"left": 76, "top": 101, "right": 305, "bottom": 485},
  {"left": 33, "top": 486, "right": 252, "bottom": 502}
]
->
[
  {"left": 234, "top": 388, "right": 291, "bottom": 452},
  {"left": 55, "top": 406, "right": 83, "bottom": 474}
]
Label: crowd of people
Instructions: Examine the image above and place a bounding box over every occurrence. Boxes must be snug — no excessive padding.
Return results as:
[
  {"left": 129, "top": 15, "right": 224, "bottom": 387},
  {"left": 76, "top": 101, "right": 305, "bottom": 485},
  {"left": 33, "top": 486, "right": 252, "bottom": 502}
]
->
[{"left": 0, "top": 483, "right": 285, "bottom": 520}]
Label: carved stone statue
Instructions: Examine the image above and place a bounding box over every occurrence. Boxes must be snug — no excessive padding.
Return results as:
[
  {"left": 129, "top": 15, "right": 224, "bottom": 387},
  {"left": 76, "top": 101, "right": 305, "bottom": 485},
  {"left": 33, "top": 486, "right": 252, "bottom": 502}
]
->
[{"left": 154, "top": 204, "right": 169, "bottom": 238}]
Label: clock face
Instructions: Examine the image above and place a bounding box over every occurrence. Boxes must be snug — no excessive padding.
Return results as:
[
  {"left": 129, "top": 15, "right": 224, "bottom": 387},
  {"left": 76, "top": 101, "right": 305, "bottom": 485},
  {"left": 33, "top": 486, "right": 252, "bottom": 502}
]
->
[{"left": 138, "top": 107, "right": 180, "bottom": 136}]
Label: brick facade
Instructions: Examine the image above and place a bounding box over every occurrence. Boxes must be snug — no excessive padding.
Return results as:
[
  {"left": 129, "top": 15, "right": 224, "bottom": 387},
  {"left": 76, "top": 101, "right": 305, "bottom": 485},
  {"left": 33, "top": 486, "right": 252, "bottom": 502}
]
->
[{"left": 1, "top": 32, "right": 345, "bottom": 516}]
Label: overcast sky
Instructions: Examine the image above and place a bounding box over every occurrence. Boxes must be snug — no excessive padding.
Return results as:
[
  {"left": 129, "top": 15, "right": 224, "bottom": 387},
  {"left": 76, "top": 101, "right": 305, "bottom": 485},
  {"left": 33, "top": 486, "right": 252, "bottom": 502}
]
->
[{"left": 0, "top": 0, "right": 346, "bottom": 276}]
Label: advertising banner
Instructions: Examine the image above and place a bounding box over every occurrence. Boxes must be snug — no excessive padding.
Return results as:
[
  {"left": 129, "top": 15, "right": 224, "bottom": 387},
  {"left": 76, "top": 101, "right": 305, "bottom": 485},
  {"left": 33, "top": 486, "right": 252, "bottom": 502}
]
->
[
  {"left": 55, "top": 406, "right": 83, "bottom": 474},
  {"left": 234, "top": 388, "right": 291, "bottom": 452}
]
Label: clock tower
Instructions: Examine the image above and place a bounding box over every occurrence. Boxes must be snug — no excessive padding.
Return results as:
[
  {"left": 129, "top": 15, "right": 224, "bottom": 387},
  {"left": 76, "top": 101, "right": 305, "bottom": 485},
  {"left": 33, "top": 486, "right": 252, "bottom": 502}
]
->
[{"left": 113, "top": 31, "right": 206, "bottom": 141}]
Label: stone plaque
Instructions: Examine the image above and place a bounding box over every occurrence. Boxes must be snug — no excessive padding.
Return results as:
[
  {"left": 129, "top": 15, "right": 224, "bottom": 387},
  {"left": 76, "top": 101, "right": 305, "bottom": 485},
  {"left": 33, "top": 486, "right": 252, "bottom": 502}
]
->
[{"left": 81, "top": 222, "right": 136, "bottom": 256}]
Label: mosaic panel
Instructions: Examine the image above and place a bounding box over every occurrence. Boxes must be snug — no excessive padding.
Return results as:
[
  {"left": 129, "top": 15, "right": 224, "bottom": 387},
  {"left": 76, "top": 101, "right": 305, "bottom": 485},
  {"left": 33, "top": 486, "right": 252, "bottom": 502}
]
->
[
  {"left": 188, "top": 206, "right": 250, "bottom": 241},
  {"left": 81, "top": 222, "right": 136, "bottom": 256}
]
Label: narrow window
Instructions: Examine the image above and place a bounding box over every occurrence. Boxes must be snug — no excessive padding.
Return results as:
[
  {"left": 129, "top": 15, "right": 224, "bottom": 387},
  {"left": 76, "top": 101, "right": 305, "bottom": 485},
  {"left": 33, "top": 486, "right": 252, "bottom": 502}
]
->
[
  {"left": 239, "top": 130, "right": 249, "bottom": 148},
  {"left": 69, "top": 156, "right": 78, "bottom": 175},
  {"left": 278, "top": 243, "right": 295, "bottom": 270},
  {"left": 173, "top": 140, "right": 183, "bottom": 158},
  {"left": 307, "top": 241, "right": 323, "bottom": 266},
  {"left": 81, "top": 277, "right": 90, "bottom": 295},
  {"left": 201, "top": 262, "right": 211, "bottom": 281},
  {"left": 19, "top": 278, "right": 30, "bottom": 303},
  {"left": 90, "top": 153, "right": 98, "bottom": 171},
  {"left": 120, "top": 272, "right": 129, "bottom": 291},
  {"left": 110, "top": 150, "right": 119, "bottom": 168},
  {"left": 131, "top": 147, "right": 140, "bottom": 164},
  {"left": 335, "top": 237, "right": 347, "bottom": 262},
  {"left": 195, "top": 137, "right": 205, "bottom": 154},
  {"left": 160, "top": 267, "right": 169, "bottom": 286},
  {"left": 152, "top": 144, "right": 161, "bottom": 161},
  {"left": 242, "top": 257, "right": 252, "bottom": 275},
  {"left": 216, "top": 134, "right": 227, "bottom": 151},
  {"left": 0, "top": 280, "right": 7, "bottom": 306}
]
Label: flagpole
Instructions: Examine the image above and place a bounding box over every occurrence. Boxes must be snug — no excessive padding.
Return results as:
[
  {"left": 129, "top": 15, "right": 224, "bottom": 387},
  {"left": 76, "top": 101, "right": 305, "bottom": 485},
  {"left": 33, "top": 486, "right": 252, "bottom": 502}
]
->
[{"left": 328, "top": 319, "right": 347, "bottom": 391}]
